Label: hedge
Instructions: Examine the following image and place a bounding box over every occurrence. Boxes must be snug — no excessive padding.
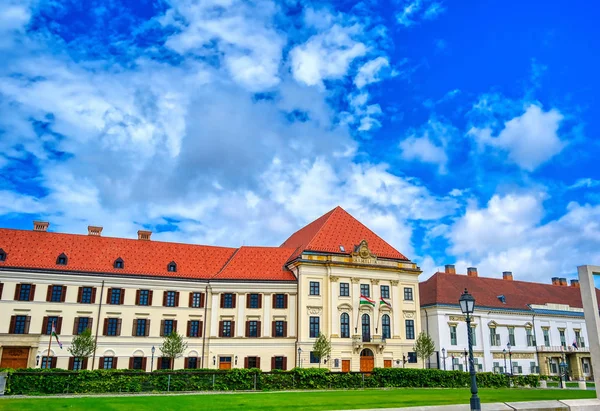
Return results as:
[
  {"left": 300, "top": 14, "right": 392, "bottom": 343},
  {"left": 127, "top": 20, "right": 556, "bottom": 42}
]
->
[{"left": 1, "top": 367, "right": 539, "bottom": 395}]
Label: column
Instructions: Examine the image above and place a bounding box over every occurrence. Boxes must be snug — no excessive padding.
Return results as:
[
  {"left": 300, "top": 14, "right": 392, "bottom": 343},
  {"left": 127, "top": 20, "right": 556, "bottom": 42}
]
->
[
  {"left": 330, "top": 277, "right": 339, "bottom": 336},
  {"left": 289, "top": 293, "right": 297, "bottom": 337},
  {"left": 391, "top": 280, "right": 400, "bottom": 338},
  {"left": 372, "top": 279, "right": 380, "bottom": 335},
  {"left": 237, "top": 293, "right": 245, "bottom": 337},
  {"left": 351, "top": 277, "right": 360, "bottom": 334},
  {"left": 263, "top": 293, "right": 271, "bottom": 338},
  {"left": 210, "top": 293, "right": 220, "bottom": 337}
]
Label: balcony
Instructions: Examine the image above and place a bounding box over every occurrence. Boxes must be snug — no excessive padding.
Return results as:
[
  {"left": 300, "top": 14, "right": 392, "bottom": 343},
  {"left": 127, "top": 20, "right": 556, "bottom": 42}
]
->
[
  {"left": 352, "top": 334, "right": 386, "bottom": 353},
  {"left": 537, "top": 345, "right": 590, "bottom": 353}
]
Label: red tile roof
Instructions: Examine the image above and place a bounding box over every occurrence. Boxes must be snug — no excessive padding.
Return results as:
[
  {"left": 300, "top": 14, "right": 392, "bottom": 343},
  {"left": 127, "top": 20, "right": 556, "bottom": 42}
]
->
[
  {"left": 280, "top": 206, "right": 409, "bottom": 261},
  {"left": 420, "top": 272, "right": 600, "bottom": 311},
  {"left": 213, "top": 247, "right": 297, "bottom": 281}
]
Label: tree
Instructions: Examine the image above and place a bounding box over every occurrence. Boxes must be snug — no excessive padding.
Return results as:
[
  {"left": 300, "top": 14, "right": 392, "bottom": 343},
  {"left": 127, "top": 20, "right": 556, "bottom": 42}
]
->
[
  {"left": 68, "top": 329, "right": 96, "bottom": 370},
  {"left": 160, "top": 331, "right": 188, "bottom": 369},
  {"left": 413, "top": 331, "right": 436, "bottom": 368},
  {"left": 312, "top": 333, "right": 332, "bottom": 368}
]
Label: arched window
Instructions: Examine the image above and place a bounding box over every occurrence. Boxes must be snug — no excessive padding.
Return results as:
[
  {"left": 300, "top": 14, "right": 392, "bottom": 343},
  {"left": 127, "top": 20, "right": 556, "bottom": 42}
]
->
[
  {"left": 0, "top": 248, "right": 6, "bottom": 262},
  {"left": 362, "top": 313, "right": 370, "bottom": 342},
  {"left": 56, "top": 253, "right": 68, "bottom": 265},
  {"left": 114, "top": 257, "right": 124, "bottom": 269},
  {"left": 340, "top": 313, "right": 350, "bottom": 338},
  {"left": 167, "top": 261, "right": 177, "bottom": 272},
  {"left": 382, "top": 314, "right": 391, "bottom": 339}
]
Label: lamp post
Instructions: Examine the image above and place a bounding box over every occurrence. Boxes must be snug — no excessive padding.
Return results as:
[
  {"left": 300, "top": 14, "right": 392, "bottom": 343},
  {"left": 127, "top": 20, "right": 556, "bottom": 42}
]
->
[
  {"left": 464, "top": 349, "right": 468, "bottom": 371},
  {"left": 507, "top": 343, "right": 513, "bottom": 375},
  {"left": 441, "top": 348, "right": 446, "bottom": 371},
  {"left": 503, "top": 349, "right": 507, "bottom": 373},
  {"left": 297, "top": 347, "right": 302, "bottom": 368},
  {"left": 459, "top": 288, "right": 481, "bottom": 411},
  {"left": 36, "top": 355, "right": 40, "bottom": 366},
  {"left": 151, "top": 346, "right": 155, "bottom": 372},
  {"left": 560, "top": 349, "right": 567, "bottom": 389},
  {"left": 402, "top": 354, "right": 406, "bottom": 368},
  {"left": 451, "top": 355, "right": 455, "bottom": 370}
]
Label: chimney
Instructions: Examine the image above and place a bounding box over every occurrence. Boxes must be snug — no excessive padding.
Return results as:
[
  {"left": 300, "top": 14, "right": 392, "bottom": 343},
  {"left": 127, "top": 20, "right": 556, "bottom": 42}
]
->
[
  {"left": 551, "top": 277, "right": 560, "bottom": 286},
  {"left": 33, "top": 221, "right": 49, "bottom": 232},
  {"left": 467, "top": 267, "right": 478, "bottom": 277},
  {"left": 559, "top": 278, "right": 568, "bottom": 287},
  {"left": 138, "top": 230, "right": 152, "bottom": 241},
  {"left": 570, "top": 279, "right": 580, "bottom": 288},
  {"left": 88, "top": 226, "right": 103, "bottom": 236},
  {"left": 502, "top": 271, "right": 513, "bottom": 281},
  {"left": 445, "top": 264, "right": 456, "bottom": 274}
]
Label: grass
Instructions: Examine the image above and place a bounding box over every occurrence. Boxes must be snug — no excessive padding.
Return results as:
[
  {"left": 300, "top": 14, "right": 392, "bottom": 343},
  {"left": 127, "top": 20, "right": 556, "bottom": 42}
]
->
[{"left": 0, "top": 388, "right": 595, "bottom": 411}]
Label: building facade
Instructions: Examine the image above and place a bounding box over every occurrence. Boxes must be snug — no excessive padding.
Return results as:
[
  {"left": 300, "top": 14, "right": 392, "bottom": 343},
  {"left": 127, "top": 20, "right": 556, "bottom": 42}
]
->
[
  {"left": 420, "top": 266, "right": 596, "bottom": 380},
  {"left": 0, "top": 207, "right": 422, "bottom": 372}
]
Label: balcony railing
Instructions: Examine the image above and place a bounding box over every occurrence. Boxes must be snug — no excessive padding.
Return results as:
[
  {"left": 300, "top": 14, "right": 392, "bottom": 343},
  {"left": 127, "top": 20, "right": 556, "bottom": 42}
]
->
[
  {"left": 352, "top": 335, "right": 386, "bottom": 350},
  {"left": 537, "top": 345, "right": 590, "bottom": 353}
]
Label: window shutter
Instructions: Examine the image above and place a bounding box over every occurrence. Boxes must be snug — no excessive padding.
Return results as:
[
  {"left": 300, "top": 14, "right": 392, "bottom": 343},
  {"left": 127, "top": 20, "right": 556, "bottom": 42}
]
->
[
  {"left": 82, "top": 358, "right": 88, "bottom": 370},
  {"left": 9, "top": 316, "right": 15, "bottom": 333},
  {"left": 73, "top": 317, "right": 80, "bottom": 335},
  {"left": 257, "top": 321, "right": 261, "bottom": 338},
  {"left": 120, "top": 289, "right": 125, "bottom": 305},
  {"left": 244, "top": 357, "right": 248, "bottom": 368},
  {"left": 282, "top": 357, "right": 287, "bottom": 370},
  {"left": 51, "top": 357, "right": 57, "bottom": 368},
  {"left": 135, "top": 290, "right": 140, "bottom": 305},
  {"left": 61, "top": 286, "right": 67, "bottom": 302},
  {"left": 231, "top": 321, "right": 235, "bottom": 337},
  {"left": 173, "top": 320, "right": 178, "bottom": 332},
  {"left": 187, "top": 321, "right": 191, "bottom": 337},
  {"left": 232, "top": 294, "right": 236, "bottom": 308},
  {"left": 272, "top": 321, "right": 276, "bottom": 337},
  {"left": 68, "top": 357, "right": 74, "bottom": 370},
  {"left": 218, "top": 321, "right": 223, "bottom": 337},
  {"left": 220, "top": 294, "right": 224, "bottom": 308},
  {"left": 163, "top": 291, "right": 167, "bottom": 307},
  {"left": 116, "top": 319, "right": 122, "bottom": 336},
  {"left": 142, "top": 357, "right": 147, "bottom": 370},
  {"left": 103, "top": 318, "right": 108, "bottom": 336},
  {"left": 77, "top": 287, "right": 83, "bottom": 303},
  {"left": 184, "top": 357, "right": 189, "bottom": 369},
  {"left": 148, "top": 290, "right": 153, "bottom": 305},
  {"left": 157, "top": 358, "right": 162, "bottom": 370},
  {"left": 132, "top": 319, "right": 137, "bottom": 336},
  {"left": 46, "top": 285, "right": 52, "bottom": 302},
  {"left": 175, "top": 292, "right": 180, "bottom": 307},
  {"left": 42, "top": 317, "right": 49, "bottom": 335},
  {"left": 284, "top": 294, "right": 288, "bottom": 309},
  {"left": 24, "top": 316, "right": 31, "bottom": 334},
  {"left": 0, "top": 283, "right": 3, "bottom": 299},
  {"left": 57, "top": 317, "right": 63, "bottom": 334},
  {"left": 257, "top": 357, "right": 261, "bottom": 369},
  {"left": 113, "top": 357, "right": 118, "bottom": 369},
  {"left": 129, "top": 357, "right": 134, "bottom": 369},
  {"left": 14, "top": 284, "right": 21, "bottom": 300},
  {"left": 283, "top": 321, "right": 288, "bottom": 338},
  {"left": 99, "top": 357, "right": 104, "bottom": 369},
  {"left": 106, "top": 289, "right": 112, "bottom": 304},
  {"left": 88, "top": 318, "right": 93, "bottom": 333},
  {"left": 246, "top": 294, "right": 251, "bottom": 309},
  {"left": 145, "top": 320, "right": 150, "bottom": 337},
  {"left": 258, "top": 294, "right": 262, "bottom": 309},
  {"left": 245, "top": 321, "right": 250, "bottom": 337},
  {"left": 272, "top": 295, "right": 276, "bottom": 309},
  {"left": 200, "top": 293, "right": 205, "bottom": 308},
  {"left": 271, "top": 357, "right": 275, "bottom": 370},
  {"left": 29, "top": 284, "right": 36, "bottom": 301},
  {"left": 91, "top": 287, "right": 96, "bottom": 304},
  {"left": 160, "top": 320, "right": 165, "bottom": 337},
  {"left": 188, "top": 293, "right": 193, "bottom": 308}
]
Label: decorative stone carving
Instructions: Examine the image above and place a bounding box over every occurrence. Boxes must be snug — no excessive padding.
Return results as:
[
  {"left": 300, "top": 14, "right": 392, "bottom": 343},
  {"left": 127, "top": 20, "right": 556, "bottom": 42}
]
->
[
  {"left": 370, "top": 279, "right": 380, "bottom": 285},
  {"left": 492, "top": 352, "right": 534, "bottom": 360},
  {"left": 352, "top": 240, "right": 377, "bottom": 264},
  {"left": 337, "top": 303, "right": 352, "bottom": 313},
  {"left": 449, "top": 316, "right": 466, "bottom": 322},
  {"left": 390, "top": 280, "right": 399, "bottom": 286},
  {"left": 403, "top": 311, "right": 415, "bottom": 319},
  {"left": 351, "top": 277, "right": 360, "bottom": 284},
  {"left": 307, "top": 306, "right": 322, "bottom": 315},
  {"left": 330, "top": 276, "right": 339, "bottom": 282}
]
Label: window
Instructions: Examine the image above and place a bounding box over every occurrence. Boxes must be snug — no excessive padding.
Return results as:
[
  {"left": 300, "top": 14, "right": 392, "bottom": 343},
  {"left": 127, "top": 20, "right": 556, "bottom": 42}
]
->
[
  {"left": 470, "top": 327, "right": 477, "bottom": 346},
  {"left": 72, "top": 358, "right": 83, "bottom": 371},
  {"left": 138, "top": 290, "right": 150, "bottom": 306},
  {"left": 450, "top": 325, "right": 457, "bottom": 345},
  {"left": 340, "top": 313, "right": 350, "bottom": 338},
  {"left": 248, "top": 293, "right": 260, "bottom": 309},
  {"left": 44, "top": 316, "right": 60, "bottom": 335},
  {"left": 17, "top": 283, "right": 33, "bottom": 301},
  {"left": 135, "top": 319, "right": 148, "bottom": 337},
  {"left": 187, "top": 357, "right": 198, "bottom": 369},
  {"left": 246, "top": 356, "right": 258, "bottom": 369},
  {"left": 167, "top": 261, "right": 177, "bottom": 272},
  {"left": 190, "top": 292, "right": 203, "bottom": 308},
  {"left": 12, "top": 315, "right": 29, "bottom": 334},
  {"left": 41, "top": 356, "right": 56, "bottom": 369},
  {"left": 407, "top": 352, "right": 417, "bottom": 363},
  {"left": 164, "top": 291, "right": 177, "bottom": 307},
  {"left": 490, "top": 327, "right": 500, "bottom": 346},
  {"left": 543, "top": 328, "right": 550, "bottom": 347},
  {"left": 220, "top": 320, "right": 233, "bottom": 337},
  {"left": 160, "top": 357, "right": 171, "bottom": 370},
  {"left": 188, "top": 320, "right": 201, "bottom": 337},
  {"left": 109, "top": 288, "right": 122, "bottom": 305},
  {"left": 310, "top": 351, "right": 320, "bottom": 363},
  {"left": 163, "top": 320, "right": 174, "bottom": 336},
  {"left": 559, "top": 329, "right": 566, "bottom": 348},
  {"left": 248, "top": 320, "right": 258, "bottom": 337},
  {"left": 382, "top": 314, "right": 391, "bottom": 339},
  {"left": 56, "top": 253, "right": 68, "bottom": 265},
  {"left": 114, "top": 258, "right": 124, "bottom": 269},
  {"left": 274, "top": 294, "right": 286, "bottom": 308},
  {"left": 583, "top": 361, "right": 590, "bottom": 373},
  {"left": 575, "top": 330, "right": 585, "bottom": 348},
  {"left": 223, "top": 293, "right": 234, "bottom": 308},
  {"left": 75, "top": 317, "right": 91, "bottom": 335},
  {"left": 403, "top": 287, "right": 413, "bottom": 301},
  {"left": 274, "top": 320, "right": 284, "bottom": 337},
  {"left": 405, "top": 320, "right": 415, "bottom": 340},
  {"left": 362, "top": 313, "right": 371, "bottom": 342},
  {"left": 508, "top": 327, "right": 515, "bottom": 346},
  {"left": 273, "top": 356, "right": 285, "bottom": 370},
  {"left": 0, "top": 248, "right": 5, "bottom": 261},
  {"left": 309, "top": 281, "right": 320, "bottom": 296},
  {"left": 526, "top": 328, "right": 534, "bottom": 346},
  {"left": 132, "top": 357, "right": 144, "bottom": 370},
  {"left": 106, "top": 318, "right": 121, "bottom": 336},
  {"left": 50, "top": 285, "right": 64, "bottom": 302},
  {"left": 309, "top": 316, "right": 320, "bottom": 338},
  {"left": 102, "top": 357, "right": 114, "bottom": 369},
  {"left": 340, "top": 282, "right": 349, "bottom": 296},
  {"left": 380, "top": 285, "right": 390, "bottom": 299},
  {"left": 360, "top": 284, "right": 370, "bottom": 297},
  {"left": 80, "top": 287, "right": 94, "bottom": 304}
]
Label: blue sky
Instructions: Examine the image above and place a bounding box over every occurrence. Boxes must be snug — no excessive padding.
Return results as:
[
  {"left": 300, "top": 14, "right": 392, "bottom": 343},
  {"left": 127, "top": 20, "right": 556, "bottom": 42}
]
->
[{"left": 1, "top": 0, "right": 599, "bottom": 284}]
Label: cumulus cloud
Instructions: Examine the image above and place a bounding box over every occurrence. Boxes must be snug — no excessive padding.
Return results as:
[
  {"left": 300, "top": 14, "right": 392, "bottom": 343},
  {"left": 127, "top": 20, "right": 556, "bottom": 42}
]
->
[
  {"left": 397, "top": 0, "right": 446, "bottom": 27},
  {"left": 354, "top": 56, "right": 390, "bottom": 88},
  {"left": 398, "top": 119, "right": 455, "bottom": 173}
]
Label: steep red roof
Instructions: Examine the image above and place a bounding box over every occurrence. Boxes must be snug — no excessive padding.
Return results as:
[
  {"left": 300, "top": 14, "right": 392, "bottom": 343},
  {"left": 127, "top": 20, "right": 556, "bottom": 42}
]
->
[
  {"left": 280, "top": 206, "right": 408, "bottom": 261},
  {"left": 213, "top": 246, "right": 297, "bottom": 281},
  {"left": 420, "top": 272, "right": 600, "bottom": 311}
]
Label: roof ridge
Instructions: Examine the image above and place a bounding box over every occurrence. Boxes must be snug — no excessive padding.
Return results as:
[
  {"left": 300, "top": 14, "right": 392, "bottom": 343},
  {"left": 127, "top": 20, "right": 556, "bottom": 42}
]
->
[
  {"left": 303, "top": 206, "right": 342, "bottom": 251},
  {"left": 213, "top": 247, "right": 242, "bottom": 279}
]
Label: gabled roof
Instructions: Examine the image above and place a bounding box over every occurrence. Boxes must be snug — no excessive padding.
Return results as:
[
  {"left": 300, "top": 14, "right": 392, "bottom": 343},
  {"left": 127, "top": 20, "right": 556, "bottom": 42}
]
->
[
  {"left": 420, "top": 271, "right": 600, "bottom": 311},
  {"left": 280, "top": 206, "right": 408, "bottom": 261},
  {"left": 213, "top": 246, "right": 297, "bottom": 281}
]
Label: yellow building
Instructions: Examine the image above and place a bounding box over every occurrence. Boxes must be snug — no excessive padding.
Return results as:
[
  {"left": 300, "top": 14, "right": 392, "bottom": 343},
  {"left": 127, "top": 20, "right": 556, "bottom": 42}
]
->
[{"left": 0, "top": 207, "right": 421, "bottom": 372}]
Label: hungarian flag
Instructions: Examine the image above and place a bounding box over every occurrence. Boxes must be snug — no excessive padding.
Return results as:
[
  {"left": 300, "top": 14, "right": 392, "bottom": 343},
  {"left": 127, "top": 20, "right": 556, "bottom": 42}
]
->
[
  {"left": 380, "top": 297, "right": 392, "bottom": 308},
  {"left": 51, "top": 322, "right": 63, "bottom": 349},
  {"left": 360, "top": 295, "right": 375, "bottom": 307}
]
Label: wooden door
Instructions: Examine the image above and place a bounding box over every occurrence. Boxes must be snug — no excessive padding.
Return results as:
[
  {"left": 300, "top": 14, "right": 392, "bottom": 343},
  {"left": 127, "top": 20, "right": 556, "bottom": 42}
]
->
[
  {"left": 342, "top": 359, "right": 350, "bottom": 372},
  {"left": 219, "top": 356, "right": 232, "bottom": 370},
  {"left": 384, "top": 359, "right": 392, "bottom": 368},
  {"left": 1, "top": 347, "right": 29, "bottom": 369},
  {"left": 360, "top": 357, "right": 374, "bottom": 372}
]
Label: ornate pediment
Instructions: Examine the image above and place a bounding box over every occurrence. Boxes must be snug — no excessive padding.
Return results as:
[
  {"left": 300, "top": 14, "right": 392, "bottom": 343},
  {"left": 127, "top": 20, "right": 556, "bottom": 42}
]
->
[{"left": 352, "top": 240, "right": 377, "bottom": 264}]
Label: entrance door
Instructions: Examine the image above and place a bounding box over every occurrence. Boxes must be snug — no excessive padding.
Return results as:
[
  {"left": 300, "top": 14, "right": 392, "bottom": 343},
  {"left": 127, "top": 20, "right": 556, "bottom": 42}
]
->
[
  {"left": 384, "top": 359, "right": 392, "bottom": 368},
  {"left": 342, "top": 359, "right": 350, "bottom": 372},
  {"left": 360, "top": 348, "right": 374, "bottom": 372},
  {"left": 1, "top": 347, "right": 29, "bottom": 369},
  {"left": 219, "top": 356, "right": 232, "bottom": 370}
]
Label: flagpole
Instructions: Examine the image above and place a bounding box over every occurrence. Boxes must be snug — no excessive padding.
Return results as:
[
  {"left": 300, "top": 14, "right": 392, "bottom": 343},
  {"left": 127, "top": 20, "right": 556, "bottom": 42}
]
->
[{"left": 46, "top": 320, "right": 53, "bottom": 369}]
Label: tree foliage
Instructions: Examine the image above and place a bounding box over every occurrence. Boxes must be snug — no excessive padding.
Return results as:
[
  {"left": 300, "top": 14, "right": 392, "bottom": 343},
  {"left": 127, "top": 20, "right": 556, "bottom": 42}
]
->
[
  {"left": 68, "top": 329, "right": 96, "bottom": 360},
  {"left": 413, "top": 332, "right": 436, "bottom": 368},
  {"left": 160, "top": 331, "right": 188, "bottom": 369},
  {"left": 312, "top": 333, "right": 332, "bottom": 368}
]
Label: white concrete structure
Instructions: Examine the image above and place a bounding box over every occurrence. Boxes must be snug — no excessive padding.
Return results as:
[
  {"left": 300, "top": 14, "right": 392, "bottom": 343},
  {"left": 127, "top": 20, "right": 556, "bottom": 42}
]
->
[{"left": 577, "top": 265, "right": 600, "bottom": 398}]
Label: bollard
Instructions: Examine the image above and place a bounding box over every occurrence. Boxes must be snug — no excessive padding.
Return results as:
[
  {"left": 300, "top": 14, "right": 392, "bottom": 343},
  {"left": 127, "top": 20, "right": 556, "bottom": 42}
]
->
[
  {"left": 212, "top": 373, "right": 215, "bottom": 390},
  {"left": 253, "top": 373, "right": 257, "bottom": 391},
  {"left": 578, "top": 379, "right": 587, "bottom": 390},
  {"left": 540, "top": 380, "right": 547, "bottom": 388},
  {"left": 0, "top": 372, "right": 7, "bottom": 395}
]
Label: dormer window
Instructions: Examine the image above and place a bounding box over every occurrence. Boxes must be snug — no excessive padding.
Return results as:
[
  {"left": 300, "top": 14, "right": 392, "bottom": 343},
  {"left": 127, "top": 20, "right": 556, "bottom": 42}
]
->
[
  {"left": 56, "top": 253, "right": 68, "bottom": 265},
  {"left": 167, "top": 261, "right": 177, "bottom": 272},
  {"left": 497, "top": 295, "right": 506, "bottom": 304},
  {"left": 114, "top": 258, "right": 124, "bottom": 269},
  {"left": 0, "top": 248, "right": 6, "bottom": 262}
]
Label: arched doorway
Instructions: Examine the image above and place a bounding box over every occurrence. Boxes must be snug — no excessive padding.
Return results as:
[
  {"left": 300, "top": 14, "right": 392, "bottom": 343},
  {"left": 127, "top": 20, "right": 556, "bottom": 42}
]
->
[{"left": 360, "top": 348, "right": 374, "bottom": 372}]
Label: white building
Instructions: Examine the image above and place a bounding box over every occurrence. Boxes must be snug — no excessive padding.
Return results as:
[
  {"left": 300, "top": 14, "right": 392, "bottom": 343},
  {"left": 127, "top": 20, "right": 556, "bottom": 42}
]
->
[{"left": 420, "top": 266, "right": 595, "bottom": 379}]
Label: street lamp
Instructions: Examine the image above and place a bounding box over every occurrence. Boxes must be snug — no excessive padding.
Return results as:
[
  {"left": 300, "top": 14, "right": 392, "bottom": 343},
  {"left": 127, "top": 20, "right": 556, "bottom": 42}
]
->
[
  {"left": 503, "top": 349, "right": 507, "bottom": 373},
  {"left": 441, "top": 348, "right": 446, "bottom": 371},
  {"left": 464, "top": 349, "right": 468, "bottom": 371},
  {"left": 451, "top": 355, "right": 455, "bottom": 370},
  {"left": 560, "top": 348, "right": 567, "bottom": 389},
  {"left": 297, "top": 347, "right": 302, "bottom": 368},
  {"left": 151, "top": 346, "right": 155, "bottom": 372},
  {"left": 459, "top": 288, "right": 481, "bottom": 411},
  {"left": 402, "top": 354, "right": 406, "bottom": 368},
  {"left": 36, "top": 355, "right": 40, "bottom": 366},
  {"left": 506, "top": 343, "right": 513, "bottom": 375}
]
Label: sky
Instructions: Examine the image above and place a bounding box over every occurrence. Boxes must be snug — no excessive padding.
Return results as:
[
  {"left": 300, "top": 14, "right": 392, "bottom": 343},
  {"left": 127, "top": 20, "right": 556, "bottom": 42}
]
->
[{"left": 0, "top": 0, "right": 599, "bottom": 284}]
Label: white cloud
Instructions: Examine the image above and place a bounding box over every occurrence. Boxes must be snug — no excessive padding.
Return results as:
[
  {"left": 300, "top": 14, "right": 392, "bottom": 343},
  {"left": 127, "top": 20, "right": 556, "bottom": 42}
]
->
[
  {"left": 398, "top": 119, "right": 455, "bottom": 173},
  {"left": 397, "top": 0, "right": 446, "bottom": 27},
  {"left": 354, "top": 56, "right": 389, "bottom": 88},
  {"left": 468, "top": 104, "right": 566, "bottom": 171},
  {"left": 568, "top": 178, "right": 600, "bottom": 190}
]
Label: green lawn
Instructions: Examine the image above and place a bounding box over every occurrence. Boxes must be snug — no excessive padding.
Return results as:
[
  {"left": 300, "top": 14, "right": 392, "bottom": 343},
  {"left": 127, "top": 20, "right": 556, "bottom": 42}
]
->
[{"left": 0, "top": 388, "right": 595, "bottom": 411}]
